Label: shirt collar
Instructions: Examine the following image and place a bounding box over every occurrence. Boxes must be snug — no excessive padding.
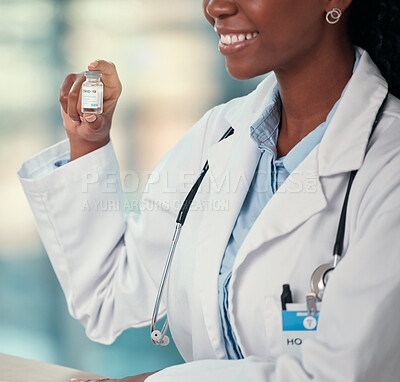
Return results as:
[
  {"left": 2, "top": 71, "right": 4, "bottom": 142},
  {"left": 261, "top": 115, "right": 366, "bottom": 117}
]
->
[
  {"left": 249, "top": 46, "right": 362, "bottom": 174},
  {"left": 249, "top": 83, "right": 281, "bottom": 154}
]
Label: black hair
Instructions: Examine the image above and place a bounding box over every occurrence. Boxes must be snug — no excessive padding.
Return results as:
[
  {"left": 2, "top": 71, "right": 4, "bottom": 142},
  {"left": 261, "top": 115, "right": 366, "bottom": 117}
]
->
[{"left": 348, "top": 0, "right": 400, "bottom": 99}]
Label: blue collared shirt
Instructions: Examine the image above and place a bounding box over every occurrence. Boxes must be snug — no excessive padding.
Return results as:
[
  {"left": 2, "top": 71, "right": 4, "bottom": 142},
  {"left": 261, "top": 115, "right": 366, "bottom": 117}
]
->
[{"left": 218, "top": 49, "right": 361, "bottom": 359}]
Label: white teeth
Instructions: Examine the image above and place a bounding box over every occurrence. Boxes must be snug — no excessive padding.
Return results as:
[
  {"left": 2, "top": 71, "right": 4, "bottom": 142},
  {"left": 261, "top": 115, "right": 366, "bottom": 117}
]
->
[{"left": 220, "top": 32, "right": 258, "bottom": 45}]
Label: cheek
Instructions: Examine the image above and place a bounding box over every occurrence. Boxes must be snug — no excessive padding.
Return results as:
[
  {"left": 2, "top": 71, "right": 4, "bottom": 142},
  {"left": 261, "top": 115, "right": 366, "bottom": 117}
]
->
[
  {"left": 256, "top": 6, "right": 324, "bottom": 63},
  {"left": 256, "top": 1, "right": 321, "bottom": 41}
]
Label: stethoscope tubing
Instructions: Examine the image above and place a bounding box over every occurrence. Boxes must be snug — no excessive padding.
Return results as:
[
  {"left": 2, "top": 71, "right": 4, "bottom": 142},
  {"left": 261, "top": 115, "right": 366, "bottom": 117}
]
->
[
  {"left": 150, "top": 93, "right": 388, "bottom": 345},
  {"left": 150, "top": 223, "right": 182, "bottom": 345},
  {"left": 150, "top": 127, "right": 234, "bottom": 345},
  {"left": 310, "top": 93, "right": 388, "bottom": 299}
]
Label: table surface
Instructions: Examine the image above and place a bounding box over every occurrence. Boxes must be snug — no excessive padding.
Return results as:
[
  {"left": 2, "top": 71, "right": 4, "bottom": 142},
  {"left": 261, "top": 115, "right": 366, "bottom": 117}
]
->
[{"left": 0, "top": 353, "right": 106, "bottom": 382}]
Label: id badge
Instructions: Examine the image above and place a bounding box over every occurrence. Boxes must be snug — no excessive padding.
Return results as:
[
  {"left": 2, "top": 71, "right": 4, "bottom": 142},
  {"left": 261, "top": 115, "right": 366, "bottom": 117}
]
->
[{"left": 282, "top": 303, "right": 320, "bottom": 360}]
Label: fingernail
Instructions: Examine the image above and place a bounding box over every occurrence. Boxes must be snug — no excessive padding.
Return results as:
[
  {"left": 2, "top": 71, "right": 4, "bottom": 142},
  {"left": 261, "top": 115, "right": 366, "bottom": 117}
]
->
[
  {"left": 84, "top": 114, "right": 97, "bottom": 123},
  {"left": 70, "top": 378, "right": 80, "bottom": 382},
  {"left": 88, "top": 61, "right": 98, "bottom": 68}
]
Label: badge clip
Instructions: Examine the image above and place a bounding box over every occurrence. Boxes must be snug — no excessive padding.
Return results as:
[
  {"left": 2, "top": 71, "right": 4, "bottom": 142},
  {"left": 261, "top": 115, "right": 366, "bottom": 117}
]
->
[{"left": 306, "top": 292, "right": 318, "bottom": 316}]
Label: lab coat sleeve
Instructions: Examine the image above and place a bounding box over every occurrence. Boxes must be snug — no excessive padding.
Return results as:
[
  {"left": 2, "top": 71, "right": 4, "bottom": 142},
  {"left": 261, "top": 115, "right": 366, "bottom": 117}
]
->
[
  {"left": 147, "top": 135, "right": 400, "bottom": 381},
  {"left": 17, "top": 107, "right": 218, "bottom": 345}
]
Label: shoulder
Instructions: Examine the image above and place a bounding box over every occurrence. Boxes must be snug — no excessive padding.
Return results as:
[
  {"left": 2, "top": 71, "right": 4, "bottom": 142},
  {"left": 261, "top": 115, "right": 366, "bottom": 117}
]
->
[
  {"left": 367, "top": 92, "right": 400, "bottom": 165},
  {"left": 354, "top": 92, "right": 400, "bottom": 220},
  {"left": 384, "top": 92, "right": 400, "bottom": 118}
]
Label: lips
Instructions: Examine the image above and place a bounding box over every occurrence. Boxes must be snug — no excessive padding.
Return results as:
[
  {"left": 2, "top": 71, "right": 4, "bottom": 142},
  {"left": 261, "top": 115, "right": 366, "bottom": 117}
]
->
[
  {"left": 213, "top": 26, "right": 259, "bottom": 56},
  {"left": 215, "top": 29, "right": 259, "bottom": 56}
]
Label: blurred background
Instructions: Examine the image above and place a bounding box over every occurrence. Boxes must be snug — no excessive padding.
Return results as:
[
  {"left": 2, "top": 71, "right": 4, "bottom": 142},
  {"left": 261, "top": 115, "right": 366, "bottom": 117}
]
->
[{"left": 0, "top": 0, "right": 265, "bottom": 378}]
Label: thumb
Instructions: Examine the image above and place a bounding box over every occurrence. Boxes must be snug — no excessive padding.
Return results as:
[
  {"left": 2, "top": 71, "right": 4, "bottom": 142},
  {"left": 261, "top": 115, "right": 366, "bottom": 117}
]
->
[{"left": 82, "top": 113, "right": 104, "bottom": 131}]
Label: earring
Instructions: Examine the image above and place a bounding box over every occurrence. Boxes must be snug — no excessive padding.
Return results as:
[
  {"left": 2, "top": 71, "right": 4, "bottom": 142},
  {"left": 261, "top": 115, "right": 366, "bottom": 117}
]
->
[{"left": 326, "top": 8, "right": 342, "bottom": 24}]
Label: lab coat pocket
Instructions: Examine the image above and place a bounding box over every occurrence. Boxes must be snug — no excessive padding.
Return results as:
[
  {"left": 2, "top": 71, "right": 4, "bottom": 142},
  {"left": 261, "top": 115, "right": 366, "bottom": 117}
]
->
[
  {"left": 281, "top": 302, "right": 321, "bottom": 361},
  {"left": 263, "top": 295, "right": 284, "bottom": 362}
]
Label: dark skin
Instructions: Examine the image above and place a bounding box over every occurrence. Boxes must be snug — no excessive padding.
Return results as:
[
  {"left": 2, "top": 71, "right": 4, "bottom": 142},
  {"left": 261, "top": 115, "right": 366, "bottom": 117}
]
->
[
  {"left": 60, "top": 0, "right": 354, "bottom": 160},
  {"left": 204, "top": 0, "right": 355, "bottom": 157},
  {"left": 60, "top": 0, "right": 354, "bottom": 380}
]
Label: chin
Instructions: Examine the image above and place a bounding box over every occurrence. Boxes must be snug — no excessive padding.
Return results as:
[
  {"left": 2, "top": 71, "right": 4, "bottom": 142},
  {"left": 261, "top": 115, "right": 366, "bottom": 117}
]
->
[
  {"left": 226, "top": 61, "right": 270, "bottom": 81},
  {"left": 227, "top": 71, "right": 254, "bottom": 81}
]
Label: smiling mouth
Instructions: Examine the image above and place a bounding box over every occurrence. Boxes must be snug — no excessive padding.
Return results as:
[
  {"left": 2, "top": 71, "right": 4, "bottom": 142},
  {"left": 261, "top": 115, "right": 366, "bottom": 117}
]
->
[{"left": 219, "top": 32, "right": 259, "bottom": 46}]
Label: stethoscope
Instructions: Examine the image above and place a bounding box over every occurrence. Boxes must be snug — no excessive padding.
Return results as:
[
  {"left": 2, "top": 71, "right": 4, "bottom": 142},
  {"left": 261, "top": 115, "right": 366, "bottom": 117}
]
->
[{"left": 150, "top": 94, "right": 388, "bottom": 345}]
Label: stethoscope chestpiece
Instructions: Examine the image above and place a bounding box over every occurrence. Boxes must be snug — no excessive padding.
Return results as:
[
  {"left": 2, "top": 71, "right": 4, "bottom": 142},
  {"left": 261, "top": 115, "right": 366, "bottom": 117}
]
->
[
  {"left": 310, "top": 263, "right": 334, "bottom": 301},
  {"left": 151, "top": 329, "right": 170, "bottom": 346}
]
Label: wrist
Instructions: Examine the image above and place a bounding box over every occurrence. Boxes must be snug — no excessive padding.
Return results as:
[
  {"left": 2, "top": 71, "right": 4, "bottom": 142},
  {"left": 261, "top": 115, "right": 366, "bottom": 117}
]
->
[{"left": 68, "top": 134, "right": 110, "bottom": 161}]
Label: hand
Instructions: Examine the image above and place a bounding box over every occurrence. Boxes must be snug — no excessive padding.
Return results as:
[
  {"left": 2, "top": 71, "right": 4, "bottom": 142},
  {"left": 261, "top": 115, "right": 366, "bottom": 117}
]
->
[
  {"left": 59, "top": 60, "right": 122, "bottom": 161},
  {"left": 72, "top": 371, "right": 160, "bottom": 382},
  {"left": 118, "top": 372, "right": 160, "bottom": 382}
]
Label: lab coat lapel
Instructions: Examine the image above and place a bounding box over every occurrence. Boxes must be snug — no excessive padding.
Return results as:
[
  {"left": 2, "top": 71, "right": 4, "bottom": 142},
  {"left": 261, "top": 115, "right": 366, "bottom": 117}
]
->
[
  {"left": 193, "top": 46, "right": 389, "bottom": 358},
  {"left": 194, "top": 126, "right": 261, "bottom": 359},
  {"left": 232, "top": 46, "right": 389, "bottom": 264},
  {"left": 194, "top": 135, "right": 327, "bottom": 359},
  {"left": 228, "top": 47, "right": 390, "bottom": 355},
  {"left": 233, "top": 144, "right": 327, "bottom": 267},
  {"left": 193, "top": 73, "right": 279, "bottom": 358},
  {"left": 318, "top": 47, "right": 388, "bottom": 176}
]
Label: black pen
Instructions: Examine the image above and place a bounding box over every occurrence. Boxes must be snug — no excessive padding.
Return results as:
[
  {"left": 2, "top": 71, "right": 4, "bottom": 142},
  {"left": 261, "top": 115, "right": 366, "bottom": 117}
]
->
[{"left": 281, "top": 284, "right": 293, "bottom": 311}]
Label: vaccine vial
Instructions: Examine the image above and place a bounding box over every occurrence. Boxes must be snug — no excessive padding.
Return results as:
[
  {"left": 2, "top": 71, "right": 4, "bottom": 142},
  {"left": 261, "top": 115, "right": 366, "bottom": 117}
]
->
[{"left": 81, "top": 70, "right": 103, "bottom": 114}]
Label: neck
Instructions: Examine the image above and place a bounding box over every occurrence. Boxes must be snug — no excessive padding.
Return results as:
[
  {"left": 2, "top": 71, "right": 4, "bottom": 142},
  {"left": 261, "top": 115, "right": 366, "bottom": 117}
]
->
[{"left": 275, "top": 40, "right": 356, "bottom": 157}]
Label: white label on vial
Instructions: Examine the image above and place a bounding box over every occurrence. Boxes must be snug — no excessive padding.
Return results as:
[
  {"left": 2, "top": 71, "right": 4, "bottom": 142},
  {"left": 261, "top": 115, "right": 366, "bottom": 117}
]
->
[{"left": 82, "top": 87, "right": 101, "bottom": 108}]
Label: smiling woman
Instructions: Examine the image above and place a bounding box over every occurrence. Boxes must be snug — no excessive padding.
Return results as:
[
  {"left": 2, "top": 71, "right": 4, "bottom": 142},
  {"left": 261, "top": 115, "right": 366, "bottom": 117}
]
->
[
  {"left": 17, "top": 0, "right": 400, "bottom": 381},
  {"left": 203, "top": 0, "right": 354, "bottom": 80}
]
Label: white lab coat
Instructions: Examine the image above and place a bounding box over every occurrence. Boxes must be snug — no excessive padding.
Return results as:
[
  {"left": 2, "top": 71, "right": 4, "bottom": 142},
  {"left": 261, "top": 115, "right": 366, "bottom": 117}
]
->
[{"left": 18, "top": 46, "right": 400, "bottom": 381}]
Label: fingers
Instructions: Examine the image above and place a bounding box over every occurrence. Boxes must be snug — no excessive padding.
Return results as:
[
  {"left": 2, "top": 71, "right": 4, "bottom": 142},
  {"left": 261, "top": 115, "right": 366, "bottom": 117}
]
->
[
  {"left": 82, "top": 113, "right": 103, "bottom": 130},
  {"left": 60, "top": 59, "right": 121, "bottom": 124},
  {"left": 60, "top": 105, "right": 73, "bottom": 128},
  {"left": 67, "top": 74, "right": 85, "bottom": 122},
  {"left": 59, "top": 73, "right": 76, "bottom": 115},
  {"left": 59, "top": 72, "right": 85, "bottom": 123},
  {"left": 60, "top": 106, "right": 104, "bottom": 135},
  {"left": 70, "top": 378, "right": 116, "bottom": 382},
  {"left": 87, "top": 59, "right": 122, "bottom": 97},
  {"left": 58, "top": 60, "right": 120, "bottom": 159},
  {"left": 88, "top": 59, "right": 117, "bottom": 77}
]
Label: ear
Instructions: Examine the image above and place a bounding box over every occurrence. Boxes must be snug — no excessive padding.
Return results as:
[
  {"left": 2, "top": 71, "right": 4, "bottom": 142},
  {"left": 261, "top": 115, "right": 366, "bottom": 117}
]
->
[{"left": 323, "top": 0, "right": 353, "bottom": 13}]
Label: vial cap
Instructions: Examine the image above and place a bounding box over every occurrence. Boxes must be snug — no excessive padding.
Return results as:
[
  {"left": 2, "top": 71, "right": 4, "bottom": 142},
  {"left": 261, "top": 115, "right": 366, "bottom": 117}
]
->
[{"left": 84, "top": 70, "right": 102, "bottom": 78}]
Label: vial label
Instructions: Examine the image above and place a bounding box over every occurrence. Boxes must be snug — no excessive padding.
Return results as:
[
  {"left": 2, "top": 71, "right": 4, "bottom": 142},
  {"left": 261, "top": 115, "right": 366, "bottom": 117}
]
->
[{"left": 82, "top": 85, "right": 103, "bottom": 113}]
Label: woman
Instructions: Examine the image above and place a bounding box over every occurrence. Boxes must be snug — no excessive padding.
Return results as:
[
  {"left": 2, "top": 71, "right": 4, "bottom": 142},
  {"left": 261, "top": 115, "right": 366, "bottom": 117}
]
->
[{"left": 18, "top": 0, "right": 400, "bottom": 381}]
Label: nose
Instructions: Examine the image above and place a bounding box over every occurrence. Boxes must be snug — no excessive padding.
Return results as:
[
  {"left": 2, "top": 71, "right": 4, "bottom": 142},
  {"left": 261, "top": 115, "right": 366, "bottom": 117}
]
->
[{"left": 204, "top": 0, "right": 238, "bottom": 23}]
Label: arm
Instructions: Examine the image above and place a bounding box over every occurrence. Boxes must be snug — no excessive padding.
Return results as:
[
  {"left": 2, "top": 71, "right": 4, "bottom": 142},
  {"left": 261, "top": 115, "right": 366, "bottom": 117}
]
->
[{"left": 18, "top": 82, "right": 217, "bottom": 345}]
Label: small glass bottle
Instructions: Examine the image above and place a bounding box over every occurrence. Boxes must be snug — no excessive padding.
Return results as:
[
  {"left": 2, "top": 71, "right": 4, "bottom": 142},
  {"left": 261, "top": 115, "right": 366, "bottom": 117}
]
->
[{"left": 81, "top": 70, "right": 103, "bottom": 114}]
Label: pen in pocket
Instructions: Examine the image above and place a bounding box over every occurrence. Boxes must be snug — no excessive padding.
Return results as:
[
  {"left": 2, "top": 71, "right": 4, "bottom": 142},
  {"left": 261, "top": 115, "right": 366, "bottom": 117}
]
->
[{"left": 281, "top": 284, "right": 293, "bottom": 310}]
